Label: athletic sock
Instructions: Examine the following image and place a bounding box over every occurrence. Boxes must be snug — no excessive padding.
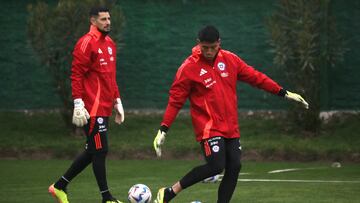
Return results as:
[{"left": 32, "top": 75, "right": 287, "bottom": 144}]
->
[
  {"left": 164, "top": 187, "right": 176, "bottom": 202},
  {"left": 54, "top": 176, "right": 70, "bottom": 191},
  {"left": 92, "top": 152, "right": 111, "bottom": 199},
  {"left": 100, "top": 189, "right": 112, "bottom": 200}
]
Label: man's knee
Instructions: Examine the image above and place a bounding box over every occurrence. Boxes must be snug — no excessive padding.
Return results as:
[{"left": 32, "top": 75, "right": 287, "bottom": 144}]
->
[
  {"left": 227, "top": 159, "right": 241, "bottom": 173},
  {"left": 92, "top": 150, "right": 108, "bottom": 158},
  {"left": 209, "top": 162, "right": 225, "bottom": 175}
]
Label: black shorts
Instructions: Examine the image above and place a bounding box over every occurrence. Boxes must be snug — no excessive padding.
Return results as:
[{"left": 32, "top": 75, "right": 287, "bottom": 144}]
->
[
  {"left": 201, "top": 136, "right": 242, "bottom": 164},
  {"left": 83, "top": 116, "right": 109, "bottom": 154}
]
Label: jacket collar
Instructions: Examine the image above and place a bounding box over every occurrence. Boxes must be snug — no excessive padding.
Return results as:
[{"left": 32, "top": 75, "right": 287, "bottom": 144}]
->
[
  {"left": 191, "top": 45, "right": 222, "bottom": 65},
  {"left": 89, "top": 25, "right": 106, "bottom": 40}
]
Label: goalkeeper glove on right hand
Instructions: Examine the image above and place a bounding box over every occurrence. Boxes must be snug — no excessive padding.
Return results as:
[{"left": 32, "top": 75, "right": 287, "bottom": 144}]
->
[
  {"left": 284, "top": 90, "right": 309, "bottom": 109},
  {"left": 153, "top": 125, "right": 168, "bottom": 157},
  {"left": 72, "top": 98, "right": 90, "bottom": 127}
]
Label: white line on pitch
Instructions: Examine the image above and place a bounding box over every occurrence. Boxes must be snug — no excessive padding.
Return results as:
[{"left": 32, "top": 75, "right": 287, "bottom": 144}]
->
[
  {"left": 268, "top": 167, "right": 326, "bottom": 174},
  {"left": 268, "top": 168, "right": 302, "bottom": 173},
  {"left": 236, "top": 179, "right": 360, "bottom": 183}
]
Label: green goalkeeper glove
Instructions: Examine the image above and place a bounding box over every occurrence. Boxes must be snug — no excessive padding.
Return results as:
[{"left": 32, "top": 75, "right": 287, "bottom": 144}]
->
[
  {"left": 284, "top": 90, "right": 309, "bottom": 109},
  {"left": 153, "top": 125, "right": 168, "bottom": 157}
]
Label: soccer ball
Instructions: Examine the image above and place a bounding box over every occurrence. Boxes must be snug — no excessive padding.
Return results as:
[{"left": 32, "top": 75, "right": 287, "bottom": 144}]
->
[
  {"left": 202, "top": 174, "right": 220, "bottom": 183},
  {"left": 128, "top": 184, "right": 152, "bottom": 203},
  {"left": 331, "top": 162, "right": 341, "bottom": 168}
]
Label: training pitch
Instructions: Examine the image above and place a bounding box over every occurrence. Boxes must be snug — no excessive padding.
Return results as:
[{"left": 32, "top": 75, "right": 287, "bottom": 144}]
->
[{"left": 0, "top": 160, "right": 359, "bottom": 202}]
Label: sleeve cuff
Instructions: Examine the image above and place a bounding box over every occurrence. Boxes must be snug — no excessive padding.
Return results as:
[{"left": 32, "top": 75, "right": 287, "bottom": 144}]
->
[
  {"left": 277, "top": 88, "right": 287, "bottom": 97},
  {"left": 160, "top": 125, "right": 169, "bottom": 133}
]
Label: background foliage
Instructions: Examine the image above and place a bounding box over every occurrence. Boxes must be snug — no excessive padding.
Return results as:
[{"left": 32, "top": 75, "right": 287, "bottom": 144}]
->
[
  {"left": 267, "top": 0, "right": 347, "bottom": 132},
  {"left": 0, "top": 0, "right": 359, "bottom": 111}
]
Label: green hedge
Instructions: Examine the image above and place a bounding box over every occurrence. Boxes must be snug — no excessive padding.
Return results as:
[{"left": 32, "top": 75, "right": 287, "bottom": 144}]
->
[{"left": 0, "top": 0, "right": 359, "bottom": 110}]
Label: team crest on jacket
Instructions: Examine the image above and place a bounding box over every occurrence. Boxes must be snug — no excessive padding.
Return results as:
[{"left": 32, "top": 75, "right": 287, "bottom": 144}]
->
[
  {"left": 217, "top": 62, "right": 226, "bottom": 71},
  {"left": 108, "top": 47, "right": 112, "bottom": 55}
]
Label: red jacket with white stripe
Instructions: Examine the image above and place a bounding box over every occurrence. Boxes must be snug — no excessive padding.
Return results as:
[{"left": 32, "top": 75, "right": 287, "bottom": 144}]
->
[
  {"left": 71, "top": 25, "right": 120, "bottom": 117},
  {"left": 161, "top": 45, "right": 282, "bottom": 142}
]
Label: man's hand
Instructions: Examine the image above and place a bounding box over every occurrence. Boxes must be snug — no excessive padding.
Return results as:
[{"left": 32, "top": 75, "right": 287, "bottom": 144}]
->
[
  {"left": 153, "top": 126, "right": 168, "bottom": 157},
  {"left": 72, "top": 98, "right": 90, "bottom": 127},
  {"left": 114, "top": 98, "right": 125, "bottom": 124},
  {"left": 285, "top": 90, "right": 309, "bottom": 109}
]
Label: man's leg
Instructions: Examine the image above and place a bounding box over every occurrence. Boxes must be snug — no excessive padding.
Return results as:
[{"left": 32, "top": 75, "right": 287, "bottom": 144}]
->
[
  {"left": 155, "top": 136, "right": 226, "bottom": 203},
  {"left": 49, "top": 151, "right": 92, "bottom": 203},
  {"left": 85, "top": 117, "right": 121, "bottom": 202},
  {"left": 92, "top": 151, "right": 112, "bottom": 200},
  {"left": 49, "top": 143, "right": 92, "bottom": 203},
  {"left": 49, "top": 119, "right": 94, "bottom": 203},
  {"left": 180, "top": 137, "right": 226, "bottom": 188},
  {"left": 53, "top": 151, "right": 92, "bottom": 190},
  {"left": 217, "top": 138, "right": 241, "bottom": 203}
]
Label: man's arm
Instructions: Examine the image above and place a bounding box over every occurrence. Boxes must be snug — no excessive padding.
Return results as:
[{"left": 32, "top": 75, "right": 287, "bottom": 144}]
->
[
  {"left": 112, "top": 45, "right": 124, "bottom": 124},
  {"left": 70, "top": 36, "right": 92, "bottom": 127},
  {"left": 111, "top": 43, "right": 121, "bottom": 100},
  {"left": 70, "top": 36, "right": 92, "bottom": 99},
  {"left": 235, "top": 56, "right": 281, "bottom": 94},
  {"left": 161, "top": 63, "right": 192, "bottom": 128},
  {"left": 153, "top": 64, "right": 192, "bottom": 157},
  {"left": 235, "top": 55, "right": 309, "bottom": 109}
]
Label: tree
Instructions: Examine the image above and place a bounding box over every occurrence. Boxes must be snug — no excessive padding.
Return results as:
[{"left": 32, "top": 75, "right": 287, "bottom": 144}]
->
[
  {"left": 267, "top": 0, "right": 346, "bottom": 134},
  {"left": 27, "top": 0, "right": 125, "bottom": 131}
]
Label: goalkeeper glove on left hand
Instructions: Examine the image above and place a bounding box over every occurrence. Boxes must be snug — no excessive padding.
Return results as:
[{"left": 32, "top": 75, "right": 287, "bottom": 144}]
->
[
  {"left": 114, "top": 98, "right": 125, "bottom": 124},
  {"left": 72, "top": 98, "right": 90, "bottom": 127},
  {"left": 153, "top": 125, "right": 168, "bottom": 157},
  {"left": 284, "top": 90, "right": 309, "bottom": 109}
]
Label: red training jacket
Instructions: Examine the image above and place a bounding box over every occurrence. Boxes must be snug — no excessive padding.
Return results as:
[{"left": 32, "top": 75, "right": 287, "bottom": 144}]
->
[
  {"left": 71, "top": 25, "right": 120, "bottom": 117},
  {"left": 161, "top": 45, "right": 282, "bottom": 142}
]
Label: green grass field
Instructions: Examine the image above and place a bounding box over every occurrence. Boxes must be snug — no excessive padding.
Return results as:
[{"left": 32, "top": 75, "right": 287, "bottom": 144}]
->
[
  {"left": 0, "top": 160, "right": 359, "bottom": 203},
  {"left": 0, "top": 112, "right": 359, "bottom": 202},
  {"left": 0, "top": 112, "right": 359, "bottom": 161}
]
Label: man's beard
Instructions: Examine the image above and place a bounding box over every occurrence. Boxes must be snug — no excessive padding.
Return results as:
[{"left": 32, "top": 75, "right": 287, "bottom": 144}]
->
[{"left": 98, "top": 28, "right": 111, "bottom": 35}]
